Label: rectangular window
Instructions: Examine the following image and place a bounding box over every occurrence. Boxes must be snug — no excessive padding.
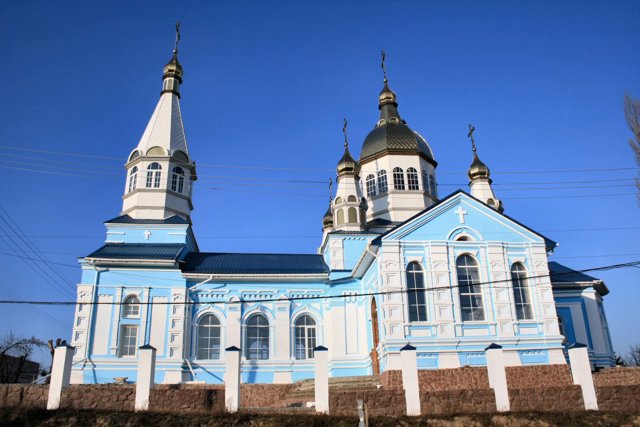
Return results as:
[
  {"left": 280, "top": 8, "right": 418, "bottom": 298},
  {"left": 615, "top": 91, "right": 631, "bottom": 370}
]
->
[
  {"left": 171, "top": 174, "right": 178, "bottom": 191},
  {"left": 119, "top": 325, "right": 138, "bottom": 356},
  {"left": 146, "top": 172, "right": 153, "bottom": 188},
  {"left": 153, "top": 171, "right": 161, "bottom": 188}
]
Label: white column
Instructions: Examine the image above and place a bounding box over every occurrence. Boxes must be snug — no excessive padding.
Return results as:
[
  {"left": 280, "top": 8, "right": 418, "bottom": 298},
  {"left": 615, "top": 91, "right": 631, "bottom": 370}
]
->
[
  {"left": 314, "top": 346, "right": 329, "bottom": 414},
  {"left": 135, "top": 345, "right": 156, "bottom": 411},
  {"left": 400, "top": 344, "right": 421, "bottom": 416},
  {"left": 225, "top": 346, "right": 241, "bottom": 413},
  {"left": 485, "top": 343, "right": 510, "bottom": 412},
  {"left": 568, "top": 343, "right": 598, "bottom": 410},
  {"left": 47, "top": 344, "right": 75, "bottom": 410}
]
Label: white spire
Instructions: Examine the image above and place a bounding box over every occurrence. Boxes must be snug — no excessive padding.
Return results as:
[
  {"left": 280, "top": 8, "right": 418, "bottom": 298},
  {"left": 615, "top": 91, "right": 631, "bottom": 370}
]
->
[{"left": 135, "top": 94, "right": 189, "bottom": 156}]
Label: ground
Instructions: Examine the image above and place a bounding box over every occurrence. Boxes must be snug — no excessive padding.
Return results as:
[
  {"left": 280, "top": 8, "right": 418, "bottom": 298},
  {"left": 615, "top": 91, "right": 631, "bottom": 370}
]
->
[{"left": 1, "top": 409, "right": 640, "bottom": 427}]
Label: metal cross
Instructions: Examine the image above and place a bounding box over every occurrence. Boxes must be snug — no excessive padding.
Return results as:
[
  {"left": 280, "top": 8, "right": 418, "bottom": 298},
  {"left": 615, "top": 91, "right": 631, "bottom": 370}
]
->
[
  {"left": 343, "top": 118, "right": 349, "bottom": 148},
  {"left": 174, "top": 21, "right": 181, "bottom": 53},
  {"left": 381, "top": 50, "right": 388, "bottom": 82},
  {"left": 454, "top": 206, "right": 468, "bottom": 224},
  {"left": 467, "top": 124, "right": 477, "bottom": 153}
]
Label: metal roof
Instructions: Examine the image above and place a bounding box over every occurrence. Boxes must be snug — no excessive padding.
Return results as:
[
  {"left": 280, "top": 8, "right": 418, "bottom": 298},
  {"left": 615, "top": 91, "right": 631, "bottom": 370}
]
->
[
  {"left": 104, "top": 215, "right": 189, "bottom": 225},
  {"left": 548, "top": 261, "right": 600, "bottom": 283},
  {"left": 86, "top": 243, "right": 187, "bottom": 261},
  {"left": 182, "top": 252, "right": 329, "bottom": 275}
]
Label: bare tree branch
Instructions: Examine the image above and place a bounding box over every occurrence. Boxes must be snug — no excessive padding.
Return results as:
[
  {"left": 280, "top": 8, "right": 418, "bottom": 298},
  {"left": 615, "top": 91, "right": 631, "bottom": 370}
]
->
[{"left": 624, "top": 93, "right": 640, "bottom": 203}]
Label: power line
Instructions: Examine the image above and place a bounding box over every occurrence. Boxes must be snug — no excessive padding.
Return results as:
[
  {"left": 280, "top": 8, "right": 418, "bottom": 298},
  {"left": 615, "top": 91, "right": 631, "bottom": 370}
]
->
[{"left": 0, "top": 260, "right": 637, "bottom": 306}]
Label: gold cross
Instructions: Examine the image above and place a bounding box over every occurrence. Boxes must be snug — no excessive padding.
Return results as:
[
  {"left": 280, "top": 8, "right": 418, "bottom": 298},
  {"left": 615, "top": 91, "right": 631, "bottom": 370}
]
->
[{"left": 468, "top": 124, "right": 477, "bottom": 152}]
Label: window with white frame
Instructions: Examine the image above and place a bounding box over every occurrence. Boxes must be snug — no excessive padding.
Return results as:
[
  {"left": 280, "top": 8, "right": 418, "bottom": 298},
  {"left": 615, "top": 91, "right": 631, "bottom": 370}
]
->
[
  {"left": 197, "top": 314, "right": 221, "bottom": 359},
  {"left": 406, "top": 262, "right": 427, "bottom": 322},
  {"left": 171, "top": 166, "right": 185, "bottom": 193},
  {"left": 456, "top": 254, "right": 485, "bottom": 321},
  {"left": 377, "top": 170, "right": 388, "bottom": 194},
  {"left": 246, "top": 314, "right": 269, "bottom": 360},
  {"left": 407, "top": 168, "right": 419, "bottom": 191},
  {"left": 429, "top": 174, "right": 437, "bottom": 198},
  {"left": 422, "top": 171, "right": 429, "bottom": 192},
  {"left": 146, "top": 162, "right": 162, "bottom": 188},
  {"left": 366, "top": 174, "right": 376, "bottom": 197},
  {"left": 511, "top": 263, "right": 533, "bottom": 320},
  {"left": 119, "top": 325, "right": 138, "bottom": 356},
  {"left": 128, "top": 166, "right": 138, "bottom": 193},
  {"left": 122, "top": 295, "right": 140, "bottom": 318},
  {"left": 294, "top": 315, "right": 317, "bottom": 360},
  {"left": 393, "top": 167, "right": 405, "bottom": 190}
]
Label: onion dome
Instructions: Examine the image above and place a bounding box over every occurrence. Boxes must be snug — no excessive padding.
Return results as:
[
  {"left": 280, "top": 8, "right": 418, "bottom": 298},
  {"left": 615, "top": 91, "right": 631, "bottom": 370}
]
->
[
  {"left": 468, "top": 152, "right": 491, "bottom": 181},
  {"left": 337, "top": 142, "right": 359, "bottom": 176},
  {"left": 322, "top": 200, "right": 334, "bottom": 229},
  {"left": 360, "top": 80, "right": 436, "bottom": 165}
]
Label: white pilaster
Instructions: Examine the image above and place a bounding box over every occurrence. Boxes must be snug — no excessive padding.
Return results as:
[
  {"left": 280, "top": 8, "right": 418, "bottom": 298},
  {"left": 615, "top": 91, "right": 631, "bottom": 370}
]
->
[
  {"left": 314, "top": 346, "right": 329, "bottom": 414},
  {"left": 485, "top": 343, "right": 510, "bottom": 412},
  {"left": 135, "top": 345, "right": 156, "bottom": 411},
  {"left": 400, "top": 344, "right": 421, "bottom": 416},
  {"left": 568, "top": 344, "right": 598, "bottom": 410},
  {"left": 225, "top": 346, "right": 242, "bottom": 413},
  {"left": 47, "top": 344, "right": 75, "bottom": 410}
]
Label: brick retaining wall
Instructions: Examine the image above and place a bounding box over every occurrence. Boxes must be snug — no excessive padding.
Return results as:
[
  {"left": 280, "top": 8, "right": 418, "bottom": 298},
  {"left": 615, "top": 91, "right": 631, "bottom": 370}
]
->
[
  {"left": 593, "top": 367, "right": 640, "bottom": 387},
  {"left": 421, "top": 389, "right": 496, "bottom": 414},
  {"left": 0, "top": 384, "right": 47, "bottom": 409},
  {"left": 241, "top": 384, "right": 295, "bottom": 408},
  {"left": 330, "top": 390, "right": 405, "bottom": 417},
  {"left": 596, "top": 385, "right": 640, "bottom": 412},
  {"left": 505, "top": 364, "right": 572, "bottom": 389},
  {"left": 509, "top": 386, "right": 584, "bottom": 412}
]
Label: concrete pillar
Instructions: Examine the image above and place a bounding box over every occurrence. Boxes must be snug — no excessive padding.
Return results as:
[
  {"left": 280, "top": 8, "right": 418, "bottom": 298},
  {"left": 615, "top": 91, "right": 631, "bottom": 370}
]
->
[
  {"left": 314, "top": 346, "right": 329, "bottom": 414},
  {"left": 568, "top": 343, "right": 598, "bottom": 410},
  {"left": 135, "top": 345, "right": 156, "bottom": 411},
  {"left": 400, "top": 344, "right": 421, "bottom": 416},
  {"left": 485, "top": 343, "right": 510, "bottom": 412},
  {"left": 47, "top": 344, "right": 75, "bottom": 410},
  {"left": 225, "top": 346, "right": 242, "bottom": 413}
]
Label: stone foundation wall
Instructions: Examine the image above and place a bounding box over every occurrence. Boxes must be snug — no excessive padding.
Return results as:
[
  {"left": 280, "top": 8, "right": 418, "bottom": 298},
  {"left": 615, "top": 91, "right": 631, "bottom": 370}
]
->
[
  {"left": 380, "top": 370, "right": 402, "bottom": 390},
  {"left": 61, "top": 385, "right": 134, "bottom": 411},
  {"left": 596, "top": 385, "right": 640, "bottom": 412},
  {"left": 151, "top": 384, "right": 225, "bottom": 413},
  {"left": 593, "top": 367, "right": 640, "bottom": 387},
  {"left": 421, "top": 389, "right": 496, "bottom": 414},
  {"left": 240, "top": 384, "right": 296, "bottom": 408},
  {"left": 509, "top": 386, "right": 584, "bottom": 412},
  {"left": 330, "top": 390, "right": 405, "bottom": 417},
  {"left": 505, "top": 364, "right": 572, "bottom": 389},
  {"left": 0, "top": 384, "right": 48, "bottom": 409},
  {"left": 418, "top": 366, "right": 490, "bottom": 391}
]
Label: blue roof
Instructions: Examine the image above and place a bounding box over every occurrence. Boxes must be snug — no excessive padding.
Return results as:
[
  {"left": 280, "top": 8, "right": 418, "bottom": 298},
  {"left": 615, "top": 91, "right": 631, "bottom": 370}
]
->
[
  {"left": 182, "top": 253, "right": 329, "bottom": 275},
  {"left": 104, "top": 215, "right": 190, "bottom": 225},
  {"left": 548, "top": 261, "right": 600, "bottom": 283},
  {"left": 86, "top": 244, "right": 187, "bottom": 261}
]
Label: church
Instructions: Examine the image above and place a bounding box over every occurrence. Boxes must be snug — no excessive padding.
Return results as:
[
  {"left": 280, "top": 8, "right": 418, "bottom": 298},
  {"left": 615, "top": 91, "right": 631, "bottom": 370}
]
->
[{"left": 69, "top": 40, "right": 615, "bottom": 385}]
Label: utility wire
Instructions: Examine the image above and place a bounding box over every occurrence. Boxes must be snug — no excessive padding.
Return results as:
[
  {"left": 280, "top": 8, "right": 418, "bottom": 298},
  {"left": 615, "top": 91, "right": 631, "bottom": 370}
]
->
[{"left": 0, "top": 260, "right": 637, "bottom": 306}]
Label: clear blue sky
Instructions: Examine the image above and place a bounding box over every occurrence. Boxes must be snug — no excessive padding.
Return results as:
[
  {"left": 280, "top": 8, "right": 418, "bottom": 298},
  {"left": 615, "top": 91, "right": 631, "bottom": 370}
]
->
[{"left": 1, "top": 0, "right": 639, "bottom": 366}]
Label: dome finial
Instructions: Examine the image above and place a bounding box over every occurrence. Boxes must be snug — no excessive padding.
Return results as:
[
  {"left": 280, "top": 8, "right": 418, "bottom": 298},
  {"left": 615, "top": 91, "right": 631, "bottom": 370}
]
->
[
  {"left": 467, "top": 124, "right": 490, "bottom": 181},
  {"left": 381, "top": 49, "right": 388, "bottom": 83},
  {"left": 174, "top": 21, "right": 181, "bottom": 55},
  {"left": 343, "top": 118, "right": 349, "bottom": 148}
]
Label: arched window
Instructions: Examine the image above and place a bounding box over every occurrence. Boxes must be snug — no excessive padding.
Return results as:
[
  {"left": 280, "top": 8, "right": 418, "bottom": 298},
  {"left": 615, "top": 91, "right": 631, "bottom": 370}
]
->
[
  {"left": 348, "top": 207, "right": 357, "bottom": 223},
  {"left": 294, "top": 315, "right": 317, "bottom": 360},
  {"left": 377, "top": 170, "right": 388, "bottom": 194},
  {"left": 511, "top": 263, "right": 533, "bottom": 320},
  {"left": 197, "top": 314, "right": 221, "bottom": 359},
  {"left": 128, "top": 166, "right": 138, "bottom": 193},
  {"left": 122, "top": 295, "right": 140, "bottom": 318},
  {"left": 347, "top": 195, "right": 357, "bottom": 202},
  {"left": 406, "top": 262, "right": 427, "bottom": 322},
  {"left": 407, "top": 168, "right": 419, "bottom": 191},
  {"left": 335, "top": 197, "right": 343, "bottom": 205},
  {"left": 456, "top": 255, "right": 484, "bottom": 321},
  {"left": 429, "top": 174, "right": 437, "bottom": 198},
  {"left": 146, "top": 163, "right": 162, "bottom": 188},
  {"left": 366, "top": 174, "right": 376, "bottom": 197},
  {"left": 171, "top": 166, "right": 185, "bottom": 193},
  {"left": 246, "top": 314, "right": 269, "bottom": 360},
  {"left": 422, "top": 171, "right": 429, "bottom": 192},
  {"left": 393, "top": 167, "right": 405, "bottom": 190},
  {"left": 456, "top": 236, "right": 469, "bottom": 241},
  {"left": 336, "top": 209, "right": 345, "bottom": 225}
]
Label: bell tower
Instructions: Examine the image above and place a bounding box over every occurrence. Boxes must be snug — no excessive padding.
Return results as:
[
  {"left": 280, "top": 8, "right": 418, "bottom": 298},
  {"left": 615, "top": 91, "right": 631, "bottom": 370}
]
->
[
  {"left": 121, "top": 23, "right": 197, "bottom": 222},
  {"left": 467, "top": 124, "right": 503, "bottom": 212}
]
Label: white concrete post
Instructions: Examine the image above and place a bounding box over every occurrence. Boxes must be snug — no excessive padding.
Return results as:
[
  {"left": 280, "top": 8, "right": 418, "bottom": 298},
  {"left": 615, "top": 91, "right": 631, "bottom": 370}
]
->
[
  {"left": 400, "top": 344, "right": 421, "bottom": 416},
  {"left": 314, "top": 346, "right": 329, "bottom": 414},
  {"left": 485, "top": 343, "right": 510, "bottom": 412},
  {"left": 568, "top": 343, "right": 598, "bottom": 410},
  {"left": 225, "top": 346, "right": 242, "bottom": 413},
  {"left": 135, "top": 344, "right": 156, "bottom": 411},
  {"left": 47, "top": 344, "right": 75, "bottom": 410}
]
